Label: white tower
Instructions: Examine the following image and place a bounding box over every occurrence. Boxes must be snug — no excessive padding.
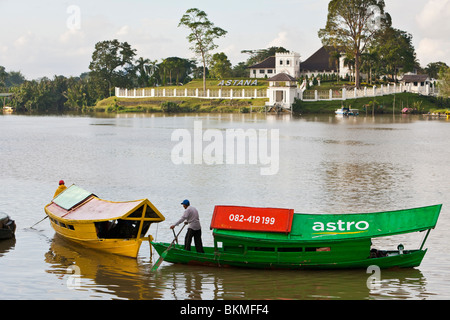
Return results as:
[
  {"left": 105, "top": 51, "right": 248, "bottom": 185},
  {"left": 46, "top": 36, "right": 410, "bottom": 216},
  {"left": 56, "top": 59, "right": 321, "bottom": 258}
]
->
[{"left": 275, "top": 52, "right": 301, "bottom": 78}]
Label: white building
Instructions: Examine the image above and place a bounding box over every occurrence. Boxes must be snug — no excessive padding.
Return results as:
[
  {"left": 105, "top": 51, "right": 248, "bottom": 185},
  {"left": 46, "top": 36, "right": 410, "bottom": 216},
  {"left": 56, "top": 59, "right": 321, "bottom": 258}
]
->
[
  {"left": 300, "top": 47, "right": 351, "bottom": 79},
  {"left": 249, "top": 51, "right": 301, "bottom": 79},
  {"left": 265, "top": 73, "right": 300, "bottom": 110},
  {"left": 249, "top": 47, "right": 350, "bottom": 79},
  {"left": 400, "top": 74, "right": 438, "bottom": 95},
  {"left": 275, "top": 52, "right": 301, "bottom": 78},
  {"left": 249, "top": 56, "right": 276, "bottom": 79}
]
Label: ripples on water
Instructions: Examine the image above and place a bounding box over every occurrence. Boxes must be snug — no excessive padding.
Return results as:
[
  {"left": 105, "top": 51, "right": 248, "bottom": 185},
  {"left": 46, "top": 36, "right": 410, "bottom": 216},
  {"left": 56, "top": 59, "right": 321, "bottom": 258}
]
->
[{"left": 1, "top": 113, "right": 450, "bottom": 300}]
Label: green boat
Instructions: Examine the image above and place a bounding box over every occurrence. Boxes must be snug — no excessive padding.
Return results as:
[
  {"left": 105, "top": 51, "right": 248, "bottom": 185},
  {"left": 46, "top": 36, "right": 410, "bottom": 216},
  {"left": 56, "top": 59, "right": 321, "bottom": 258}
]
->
[{"left": 151, "top": 204, "right": 442, "bottom": 270}]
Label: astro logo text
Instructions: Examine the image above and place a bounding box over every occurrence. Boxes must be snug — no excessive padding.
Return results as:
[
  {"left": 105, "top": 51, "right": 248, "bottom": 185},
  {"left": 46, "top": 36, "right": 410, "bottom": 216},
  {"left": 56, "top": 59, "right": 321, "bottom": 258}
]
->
[{"left": 312, "top": 220, "right": 370, "bottom": 233}]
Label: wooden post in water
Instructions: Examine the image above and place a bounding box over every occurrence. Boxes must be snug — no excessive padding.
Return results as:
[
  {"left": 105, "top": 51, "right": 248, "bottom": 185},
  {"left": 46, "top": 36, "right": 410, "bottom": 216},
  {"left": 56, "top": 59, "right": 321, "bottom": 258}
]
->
[{"left": 393, "top": 94, "right": 396, "bottom": 117}]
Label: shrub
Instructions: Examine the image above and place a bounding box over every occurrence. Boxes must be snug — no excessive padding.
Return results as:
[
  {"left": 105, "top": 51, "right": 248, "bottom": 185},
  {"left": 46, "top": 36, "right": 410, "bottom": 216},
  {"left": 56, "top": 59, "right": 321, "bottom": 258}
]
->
[{"left": 160, "top": 101, "right": 181, "bottom": 113}]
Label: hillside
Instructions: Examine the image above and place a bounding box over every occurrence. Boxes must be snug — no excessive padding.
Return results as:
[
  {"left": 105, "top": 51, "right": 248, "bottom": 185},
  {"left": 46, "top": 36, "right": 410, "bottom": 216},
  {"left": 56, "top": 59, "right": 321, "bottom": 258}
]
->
[
  {"left": 94, "top": 78, "right": 448, "bottom": 114},
  {"left": 94, "top": 78, "right": 269, "bottom": 113}
]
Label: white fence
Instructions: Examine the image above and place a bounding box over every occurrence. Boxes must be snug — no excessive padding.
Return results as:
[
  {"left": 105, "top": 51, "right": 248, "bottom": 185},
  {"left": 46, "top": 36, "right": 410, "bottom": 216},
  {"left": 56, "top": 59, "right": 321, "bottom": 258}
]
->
[
  {"left": 115, "top": 87, "right": 268, "bottom": 100},
  {"left": 301, "top": 83, "right": 440, "bottom": 102},
  {"left": 116, "top": 83, "right": 439, "bottom": 102}
]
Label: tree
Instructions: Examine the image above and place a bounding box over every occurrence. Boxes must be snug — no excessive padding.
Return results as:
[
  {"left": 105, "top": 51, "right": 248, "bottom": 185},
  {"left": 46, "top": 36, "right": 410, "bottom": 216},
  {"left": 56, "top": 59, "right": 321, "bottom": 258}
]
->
[
  {"left": 360, "top": 50, "right": 379, "bottom": 84},
  {"left": 158, "top": 57, "right": 195, "bottom": 86},
  {"left": 89, "top": 39, "right": 137, "bottom": 98},
  {"left": 0, "top": 66, "right": 7, "bottom": 88},
  {"left": 179, "top": 8, "right": 227, "bottom": 91},
  {"left": 328, "top": 49, "right": 342, "bottom": 82},
  {"left": 209, "top": 52, "right": 232, "bottom": 79},
  {"left": 426, "top": 62, "right": 449, "bottom": 79},
  {"left": 319, "top": 0, "right": 390, "bottom": 88},
  {"left": 5, "top": 71, "right": 26, "bottom": 87},
  {"left": 372, "top": 27, "right": 416, "bottom": 81},
  {"left": 243, "top": 47, "right": 289, "bottom": 67},
  {"left": 232, "top": 62, "right": 249, "bottom": 78},
  {"left": 135, "top": 57, "right": 155, "bottom": 87},
  {"left": 439, "top": 66, "right": 450, "bottom": 97},
  {"left": 0, "top": 66, "right": 26, "bottom": 88}
]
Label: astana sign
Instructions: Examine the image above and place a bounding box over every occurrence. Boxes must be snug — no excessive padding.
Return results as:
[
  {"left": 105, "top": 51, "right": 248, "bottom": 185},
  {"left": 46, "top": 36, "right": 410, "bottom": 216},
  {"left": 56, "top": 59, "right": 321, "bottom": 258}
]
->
[{"left": 218, "top": 79, "right": 258, "bottom": 86}]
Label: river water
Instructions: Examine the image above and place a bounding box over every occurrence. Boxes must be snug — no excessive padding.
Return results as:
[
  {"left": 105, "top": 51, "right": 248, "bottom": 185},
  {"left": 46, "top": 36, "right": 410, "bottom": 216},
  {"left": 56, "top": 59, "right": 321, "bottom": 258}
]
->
[{"left": 0, "top": 112, "right": 449, "bottom": 300}]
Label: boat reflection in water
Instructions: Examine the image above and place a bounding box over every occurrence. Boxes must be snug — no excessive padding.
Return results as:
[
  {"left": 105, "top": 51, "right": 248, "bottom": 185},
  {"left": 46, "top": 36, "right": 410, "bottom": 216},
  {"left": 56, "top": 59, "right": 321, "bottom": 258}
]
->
[
  {"left": 0, "top": 238, "right": 16, "bottom": 258},
  {"left": 46, "top": 233, "right": 166, "bottom": 300}
]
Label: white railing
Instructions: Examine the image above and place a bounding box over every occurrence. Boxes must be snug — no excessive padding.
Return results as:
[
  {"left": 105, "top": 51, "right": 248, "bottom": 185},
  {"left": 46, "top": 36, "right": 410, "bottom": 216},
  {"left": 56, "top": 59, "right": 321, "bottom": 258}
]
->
[
  {"left": 115, "top": 87, "right": 269, "bottom": 100},
  {"left": 116, "top": 83, "right": 440, "bottom": 102},
  {"left": 300, "top": 83, "right": 440, "bottom": 101}
]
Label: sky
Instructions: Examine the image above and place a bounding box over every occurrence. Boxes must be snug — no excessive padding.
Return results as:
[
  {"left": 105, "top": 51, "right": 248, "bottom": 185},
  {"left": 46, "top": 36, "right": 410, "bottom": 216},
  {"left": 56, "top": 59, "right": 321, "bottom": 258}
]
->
[{"left": 0, "top": 0, "right": 449, "bottom": 80}]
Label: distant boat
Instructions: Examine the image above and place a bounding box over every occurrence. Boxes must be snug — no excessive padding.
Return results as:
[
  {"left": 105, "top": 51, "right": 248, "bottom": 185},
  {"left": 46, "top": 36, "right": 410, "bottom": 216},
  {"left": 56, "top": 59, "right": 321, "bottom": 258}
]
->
[
  {"left": 44, "top": 185, "right": 165, "bottom": 258},
  {"left": 2, "top": 106, "right": 13, "bottom": 113},
  {"left": 0, "top": 212, "right": 16, "bottom": 240},
  {"left": 336, "top": 107, "right": 359, "bottom": 116},
  {"left": 335, "top": 107, "right": 349, "bottom": 115},
  {"left": 402, "top": 107, "right": 413, "bottom": 114},
  {"left": 152, "top": 204, "right": 441, "bottom": 270}
]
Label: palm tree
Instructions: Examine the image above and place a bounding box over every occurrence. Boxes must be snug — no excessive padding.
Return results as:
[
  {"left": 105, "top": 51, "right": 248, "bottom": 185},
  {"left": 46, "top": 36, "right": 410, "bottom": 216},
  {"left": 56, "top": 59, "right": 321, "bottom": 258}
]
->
[
  {"left": 135, "top": 57, "right": 151, "bottom": 87},
  {"left": 361, "top": 51, "right": 378, "bottom": 85},
  {"left": 329, "top": 50, "right": 341, "bottom": 83},
  {"left": 343, "top": 55, "right": 355, "bottom": 83}
]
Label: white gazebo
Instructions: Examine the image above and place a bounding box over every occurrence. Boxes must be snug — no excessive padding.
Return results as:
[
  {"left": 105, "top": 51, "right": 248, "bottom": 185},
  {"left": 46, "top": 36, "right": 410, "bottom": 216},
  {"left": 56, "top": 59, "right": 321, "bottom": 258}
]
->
[{"left": 266, "top": 73, "right": 300, "bottom": 112}]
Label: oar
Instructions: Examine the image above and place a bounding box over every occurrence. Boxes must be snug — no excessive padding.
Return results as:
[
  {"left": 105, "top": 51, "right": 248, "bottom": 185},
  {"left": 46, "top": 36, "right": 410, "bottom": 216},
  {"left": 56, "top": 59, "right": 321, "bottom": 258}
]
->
[
  {"left": 172, "top": 228, "right": 179, "bottom": 244},
  {"left": 151, "top": 224, "right": 186, "bottom": 272},
  {"left": 29, "top": 216, "right": 48, "bottom": 229}
]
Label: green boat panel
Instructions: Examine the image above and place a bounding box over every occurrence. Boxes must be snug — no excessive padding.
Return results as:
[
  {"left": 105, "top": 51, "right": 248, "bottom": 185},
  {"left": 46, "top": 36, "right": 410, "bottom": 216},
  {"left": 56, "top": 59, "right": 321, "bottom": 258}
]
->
[
  {"left": 52, "top": 185, "right": 94, "bottom": 210},
  {"left": 213, "top": 205, "right": 442, "bottom": 242},
  {"left": 151, "top": 242, "right": 426, "bottom": 269},
  {"left": 291, "top": 205, "right": 442, "bottom": 241}
]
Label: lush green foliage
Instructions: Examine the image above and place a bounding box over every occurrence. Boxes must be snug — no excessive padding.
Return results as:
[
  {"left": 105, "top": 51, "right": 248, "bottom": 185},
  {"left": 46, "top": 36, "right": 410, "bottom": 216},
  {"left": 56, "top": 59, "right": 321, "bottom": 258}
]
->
[
  {"left": 319, "top": 0, "right": 390, "bottom": 87},
  {"left": 8, "top": 76, "right": 96, "bottom": 112},
  {"left": 178, "top": 8, "right": 228, "bottom": 90},
  {"left": 438, "top": 66, "right": 450, "bottom": 97}
]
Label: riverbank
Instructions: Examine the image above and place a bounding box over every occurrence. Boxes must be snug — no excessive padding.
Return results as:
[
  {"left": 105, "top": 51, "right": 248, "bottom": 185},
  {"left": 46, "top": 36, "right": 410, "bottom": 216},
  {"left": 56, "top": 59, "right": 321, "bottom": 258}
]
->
[
  {"left": 293, "top": 92, "right": 449, "bottom": 114},
  {"left": 91, "top": 91, "right": 449, "bottom": 115},
  {"left": 93, "top": 96, "right": 268, "bottom": 113}
]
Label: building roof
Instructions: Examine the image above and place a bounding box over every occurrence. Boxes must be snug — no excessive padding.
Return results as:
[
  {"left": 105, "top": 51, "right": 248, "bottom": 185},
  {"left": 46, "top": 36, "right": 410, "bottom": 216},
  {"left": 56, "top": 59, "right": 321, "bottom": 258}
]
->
[
  {"left": 401, "top": 74, "right": 429, "bottom": 83},
  {"left": 248, "top": 46, "right": 340, "bottom": 73},
  {"left": 268, "top": 73, "right": 297, "bottom": 82},
  {"left": 301, "top": 46, "right": 338, "bottom": 72},
  {"left": 248, "top": 56, "right": 276, "bottom": 69}
]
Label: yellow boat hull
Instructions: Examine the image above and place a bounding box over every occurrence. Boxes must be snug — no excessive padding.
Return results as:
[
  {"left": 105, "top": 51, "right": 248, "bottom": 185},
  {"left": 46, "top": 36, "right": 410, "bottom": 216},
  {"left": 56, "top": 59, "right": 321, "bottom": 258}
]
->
[
  {"left": 45, "top": 207, "right": 148, "bottom": 258},
  {"left": 44, "top": 185, "right": 165, "bottom": 259}
]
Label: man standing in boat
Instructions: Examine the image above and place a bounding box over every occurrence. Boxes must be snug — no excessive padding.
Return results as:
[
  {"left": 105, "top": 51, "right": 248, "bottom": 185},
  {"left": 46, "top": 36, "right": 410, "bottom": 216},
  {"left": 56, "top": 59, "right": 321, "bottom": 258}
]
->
[
  {"left": 53, "top": 180, "right": 67, "bottom": 198},
  {"left": 170, "top": 200, "right": 204, "bottom": 253}
]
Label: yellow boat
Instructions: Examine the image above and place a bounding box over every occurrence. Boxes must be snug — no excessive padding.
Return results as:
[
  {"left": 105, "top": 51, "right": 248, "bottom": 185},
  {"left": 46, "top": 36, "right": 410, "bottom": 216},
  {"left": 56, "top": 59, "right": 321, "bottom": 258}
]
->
[{"left": 44, "top": 185, "right": 165, "bottom": 258}]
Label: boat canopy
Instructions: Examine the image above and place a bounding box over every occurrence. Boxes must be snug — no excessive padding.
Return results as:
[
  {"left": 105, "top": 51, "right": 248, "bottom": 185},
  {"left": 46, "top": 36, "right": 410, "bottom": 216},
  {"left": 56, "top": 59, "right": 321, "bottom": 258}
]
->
[
  {"left": 47, "top": 185, "right": 165, "bottom": 222},
  {"left": 290, "top": 205, "right": 442, "bottom": 241},
  {"left": 212, "top": 205, "right": 442, "bottom": 242}
]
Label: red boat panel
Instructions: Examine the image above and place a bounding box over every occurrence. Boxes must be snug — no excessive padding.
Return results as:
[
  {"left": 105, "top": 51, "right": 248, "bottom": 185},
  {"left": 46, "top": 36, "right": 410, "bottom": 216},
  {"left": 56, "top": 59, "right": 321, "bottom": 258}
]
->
[{"left": 210, "top": 205, "right": 294, "bottom": 233}]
